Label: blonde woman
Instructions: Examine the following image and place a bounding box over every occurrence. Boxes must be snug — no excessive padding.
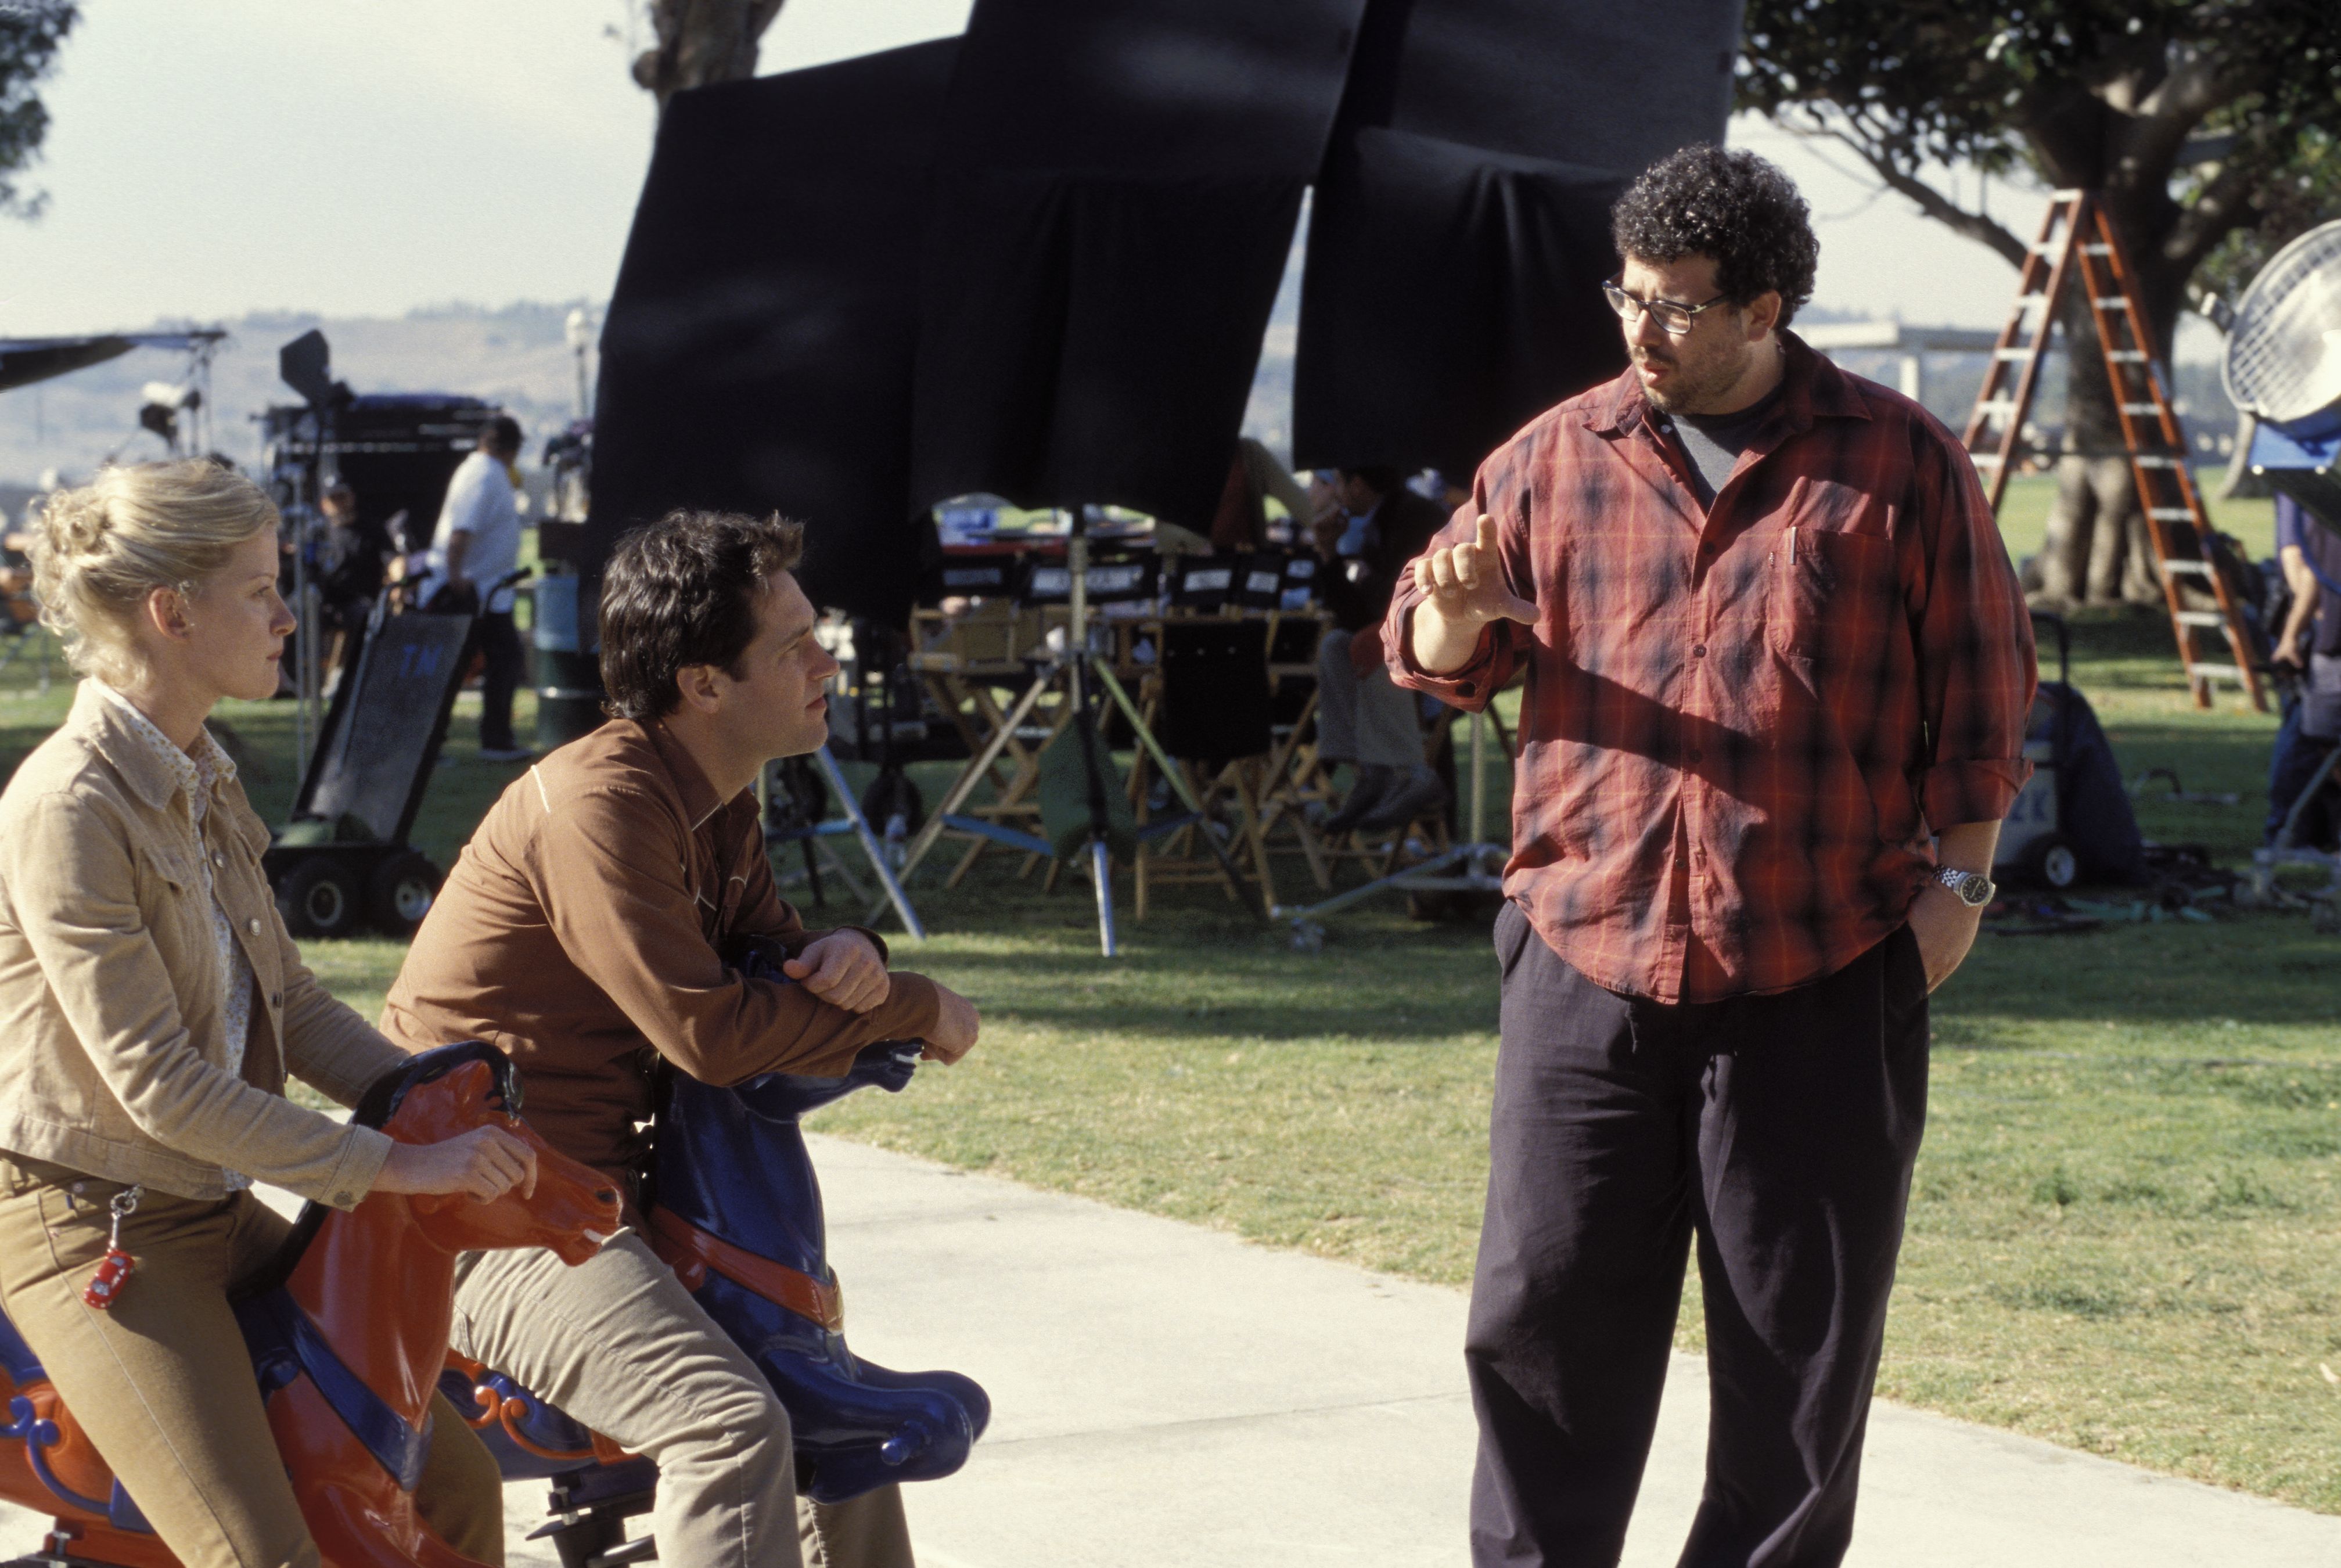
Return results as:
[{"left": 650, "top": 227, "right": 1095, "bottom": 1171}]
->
[{"left": 0, "top": 461, "right": 531, "bottom": 1567}]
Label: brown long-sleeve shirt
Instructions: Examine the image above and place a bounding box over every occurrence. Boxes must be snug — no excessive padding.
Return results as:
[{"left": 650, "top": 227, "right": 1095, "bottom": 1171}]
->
[{"left": 380, "top": 719, "right": 941, "bottom": 1202}]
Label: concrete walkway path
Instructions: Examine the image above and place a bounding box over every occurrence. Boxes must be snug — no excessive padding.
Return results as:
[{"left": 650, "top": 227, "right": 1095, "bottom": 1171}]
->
[{"left": 8, "top": 1137, "right": 2338, "bottom": 1566}]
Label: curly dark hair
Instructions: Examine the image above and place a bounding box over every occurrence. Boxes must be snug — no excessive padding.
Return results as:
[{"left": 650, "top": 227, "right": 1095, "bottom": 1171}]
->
[
  {"left": 1610, "top": 145, "right": 1818, "bottom": 328},
  {"left": 599, "top": 509, "right": 805, "bottom": 721}
]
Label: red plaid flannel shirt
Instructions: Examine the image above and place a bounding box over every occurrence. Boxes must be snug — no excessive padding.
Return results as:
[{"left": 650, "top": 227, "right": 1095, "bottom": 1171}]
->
[{"left": 1386, "top": 335, "right": 2036, "bottom": 1003}]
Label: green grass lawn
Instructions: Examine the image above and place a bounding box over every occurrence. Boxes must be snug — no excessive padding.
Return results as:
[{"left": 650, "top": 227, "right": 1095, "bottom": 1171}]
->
[{"left": 5, "top": 541, "right": 2338, "bottom": 1512}]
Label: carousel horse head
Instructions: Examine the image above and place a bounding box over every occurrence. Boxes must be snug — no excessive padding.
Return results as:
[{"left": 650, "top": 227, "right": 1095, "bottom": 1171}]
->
[{"left": 359, "top": 1041, "right": 621, "bottom": 1263}]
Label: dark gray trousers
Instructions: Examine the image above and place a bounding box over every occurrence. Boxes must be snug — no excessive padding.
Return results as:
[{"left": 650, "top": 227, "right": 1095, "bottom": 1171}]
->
[
  {"left": 477, "top": 608, "right": 526, "bottom": 751},
  {"left": 1467, "top": 903, "right": 1930, "bottom": 1568}
]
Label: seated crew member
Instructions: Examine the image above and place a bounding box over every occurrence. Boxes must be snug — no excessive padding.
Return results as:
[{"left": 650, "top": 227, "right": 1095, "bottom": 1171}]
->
[
  {"left": 0, "top": 461, "right": 523, "bottom": 1568},
  {"left": 1207, "top": 437, "right": 1317, "bottom": 552},
  {"left": 1312, "top": 465, "right": 1450, "bottom": 833},
  {"left": 2267, "top": 491, "right": 2341, "bottom": 848},
  {"left": 380, "top": 509, "right": 983, "bottom": 1568}
]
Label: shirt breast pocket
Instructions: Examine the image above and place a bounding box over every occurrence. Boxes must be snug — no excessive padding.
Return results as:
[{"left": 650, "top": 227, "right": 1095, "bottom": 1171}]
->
[
  {"left": 138, "top": 845, "right": 197, "bottom": 902},
  {"left": 1768, "top": 529, "right": 1900, "bottom": 667},
  {"left": 136, "top": 844, "right": 208, "bottom": 952}
]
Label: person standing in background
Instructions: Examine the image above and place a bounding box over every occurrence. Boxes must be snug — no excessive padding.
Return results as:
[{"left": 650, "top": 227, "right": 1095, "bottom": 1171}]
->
[
  {"left": 423, "top": 416, "right": 530, "bottom": 761},
  {"left": 2267, "top": 491, "right": 2341, "bottom": 847}
]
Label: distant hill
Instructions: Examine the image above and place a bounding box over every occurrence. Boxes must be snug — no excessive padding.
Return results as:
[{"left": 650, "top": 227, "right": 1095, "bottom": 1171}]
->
[
  {"left": 0, "top": 301, "right": 596, "bottom": 488},
  {"left": 3, "top": 283, "right": 2239, "bottom": 495}
]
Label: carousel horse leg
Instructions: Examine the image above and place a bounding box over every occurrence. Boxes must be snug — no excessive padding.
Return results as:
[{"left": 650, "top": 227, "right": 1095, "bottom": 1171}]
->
[{"left": 303, "top": 1476, "right": 484, "bottom": 1568}]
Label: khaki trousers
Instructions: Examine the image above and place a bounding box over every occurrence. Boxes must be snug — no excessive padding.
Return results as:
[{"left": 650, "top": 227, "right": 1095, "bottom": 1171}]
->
[
  {"left": 450, "top": 1233, "right": 913, "bottom": 1568},
  {"left": 0, "top": 1160, "right": 502, "bottom": 1568}
]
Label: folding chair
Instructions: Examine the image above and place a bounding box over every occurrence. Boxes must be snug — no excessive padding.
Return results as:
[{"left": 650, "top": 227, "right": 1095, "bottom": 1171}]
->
[
  {"left": 1129, "top": 617, "right": 1281, "bottom": 918},
  {"left": 904, "top": 589, "right": 1063, "bottom": 886}
]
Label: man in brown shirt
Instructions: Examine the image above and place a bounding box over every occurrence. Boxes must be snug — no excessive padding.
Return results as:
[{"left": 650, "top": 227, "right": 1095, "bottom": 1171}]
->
[{"left": 383, "top": 510, "right": 979, "bottom": 1568}]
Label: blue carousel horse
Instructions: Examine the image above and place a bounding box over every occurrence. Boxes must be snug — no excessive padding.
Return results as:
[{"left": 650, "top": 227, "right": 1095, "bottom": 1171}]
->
[{"left": 443, "top": 963, "right": 988, "bottom": 1560}]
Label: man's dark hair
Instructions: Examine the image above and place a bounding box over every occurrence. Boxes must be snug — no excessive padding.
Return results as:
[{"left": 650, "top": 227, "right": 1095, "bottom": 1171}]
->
[
  {"left": 599, "top": 509, "right": 807, "bottom": 721},
  {"left": 1610, "top": 146, "right": 1818, "bottom": 329},
  {"left": 481, "top": 416, "right": 523, "bottom": 455},
  {"left": 1339, "top": 465, "right": 1403, "bottom": 497}
]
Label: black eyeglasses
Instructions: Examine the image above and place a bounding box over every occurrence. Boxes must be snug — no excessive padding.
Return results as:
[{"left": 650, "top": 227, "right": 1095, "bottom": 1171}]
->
[{"left": 1602, "top": 277, "right": 1730, "bottom": 335}]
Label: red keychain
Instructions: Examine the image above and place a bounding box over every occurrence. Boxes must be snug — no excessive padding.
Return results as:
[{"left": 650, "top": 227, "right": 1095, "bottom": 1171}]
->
[{"left": 82, "top": 1188, "right": 141, "bottom": 1311}]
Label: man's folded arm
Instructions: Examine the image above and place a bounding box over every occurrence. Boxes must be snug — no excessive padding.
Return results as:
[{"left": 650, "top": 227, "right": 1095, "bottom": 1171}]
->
[
  {"left": 731, "top": 846, "right": 893, "bottom": 968},
  {"left": 528, "top": 788, "right": 942, "bottom": 1085}
]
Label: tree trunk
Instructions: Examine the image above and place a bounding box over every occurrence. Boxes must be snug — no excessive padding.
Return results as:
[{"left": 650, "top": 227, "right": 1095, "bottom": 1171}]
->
[
  {"left": 632, "top": 0, "right": 786, "bottom": 106},
  {"left": 2031, "top": 199, "right": 2192, "bottom": 607}
]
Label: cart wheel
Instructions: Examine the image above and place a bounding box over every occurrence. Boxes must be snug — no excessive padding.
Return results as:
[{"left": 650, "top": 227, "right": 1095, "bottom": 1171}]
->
[
  {"left": 2031, "top": 836, "right": 2080, "bottom": 890},
  {"left": 276, "top": 858, "right": 362, "bottom": 938},
  {"left": 368, "top": 851, "right": 444, "bottom": 936}
]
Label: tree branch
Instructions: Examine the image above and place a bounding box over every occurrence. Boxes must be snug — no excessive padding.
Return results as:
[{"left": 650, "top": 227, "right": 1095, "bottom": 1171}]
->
[
  {"left": 1795, "top": 114, "right": 2030, "bottom": 268},
  {"left": 2166, "top": 148, "right": 2277, "bottom": 275},
  {"left": 2120, "top": 41, "right": 2257, "bottom": 185}
]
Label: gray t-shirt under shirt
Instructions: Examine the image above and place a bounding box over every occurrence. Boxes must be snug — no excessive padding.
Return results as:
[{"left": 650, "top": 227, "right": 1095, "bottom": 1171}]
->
[{"left": 1658, "top": 385, "right": 1783, "bottom": 508}]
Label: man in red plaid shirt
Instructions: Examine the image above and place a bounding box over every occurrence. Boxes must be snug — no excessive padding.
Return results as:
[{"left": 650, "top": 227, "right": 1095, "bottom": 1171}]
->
[{"left": 1386, "top": 147, "right": 2036, "bottom": 1567}]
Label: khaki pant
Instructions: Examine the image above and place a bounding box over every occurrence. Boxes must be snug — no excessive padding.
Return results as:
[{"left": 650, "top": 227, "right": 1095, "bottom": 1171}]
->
[
  {"left": 451, "top": 1233, "right": 913, "bottom": 1568},
  {"left": 0, "top": 1159, "right": 503, "bottom": 1568}
]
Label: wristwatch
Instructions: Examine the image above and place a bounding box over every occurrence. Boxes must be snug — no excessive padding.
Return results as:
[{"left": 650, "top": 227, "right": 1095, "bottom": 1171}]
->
[{"left": 1935, "top": 865, "right": 1997, "bottom": 907}]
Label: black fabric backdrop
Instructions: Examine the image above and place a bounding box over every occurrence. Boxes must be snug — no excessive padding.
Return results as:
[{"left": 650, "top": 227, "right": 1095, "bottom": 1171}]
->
[
  {"left": 910, "top": 0, "right": 1366, "bottom": 533},
  {"left": 1294, "top": 0, "right": 1746, "bottom": 479},
  {"left": 586, "top": 0, "right": 1747, "bottom": 620},
  {"left": 585, "top": 40, "right": 958, "bottom": 625}
]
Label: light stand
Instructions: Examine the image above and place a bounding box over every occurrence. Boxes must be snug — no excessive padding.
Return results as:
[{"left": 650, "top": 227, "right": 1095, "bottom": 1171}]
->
[
  {"left": 761, "top": 747, "right": 928, "bottom": 940},
  {"left": 884, "top": 508, "right": 1267, "bottom": 956},
  {"left": 275, "top": 330, "right": 344, "bottom": 785},
  {"left": 565, "top": 307, "right": 596, "bottom": 420},
  {"left": 282, "top": 427, "right": 327, "bottom": 777},
  {"left": 1274, "top": 700, "right": 1510, "bottom": 948}
]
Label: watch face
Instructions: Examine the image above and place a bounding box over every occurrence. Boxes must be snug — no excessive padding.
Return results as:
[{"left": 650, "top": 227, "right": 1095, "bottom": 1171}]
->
[{"left": 1952, "top": 871, "right": 1994, "bottom": 905}]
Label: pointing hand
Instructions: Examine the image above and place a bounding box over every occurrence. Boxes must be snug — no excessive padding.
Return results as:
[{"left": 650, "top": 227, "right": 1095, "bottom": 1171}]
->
[{"left": 1414, "top": 515, "right": 1536, "bottom": 629}]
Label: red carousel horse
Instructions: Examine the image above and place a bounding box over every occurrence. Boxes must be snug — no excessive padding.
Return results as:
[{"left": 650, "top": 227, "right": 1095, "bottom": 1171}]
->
[{"left": 0, "top": 1042, "right": 621, "bottom": 1568}]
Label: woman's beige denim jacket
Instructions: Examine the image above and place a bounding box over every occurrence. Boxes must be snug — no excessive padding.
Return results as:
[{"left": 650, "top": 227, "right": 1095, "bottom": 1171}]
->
[{"left": 0, "top": 682, "right": 401, "bottom": 1207}]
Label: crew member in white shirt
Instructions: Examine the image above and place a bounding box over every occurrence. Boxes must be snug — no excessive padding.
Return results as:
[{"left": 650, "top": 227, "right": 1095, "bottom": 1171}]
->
[{"left": 422, "top": 417, "right": 530, "bottom": 761}]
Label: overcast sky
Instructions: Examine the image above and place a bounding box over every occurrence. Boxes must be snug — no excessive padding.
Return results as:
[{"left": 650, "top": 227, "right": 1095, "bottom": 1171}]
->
[{"left": 2, "top": 0, "right": 2073, "bottom": 340}]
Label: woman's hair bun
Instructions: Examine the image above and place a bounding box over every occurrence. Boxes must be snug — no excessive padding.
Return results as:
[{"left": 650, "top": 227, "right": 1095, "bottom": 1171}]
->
[{"left": 37, "top": 485, "right": 112, "bottom": 559}]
